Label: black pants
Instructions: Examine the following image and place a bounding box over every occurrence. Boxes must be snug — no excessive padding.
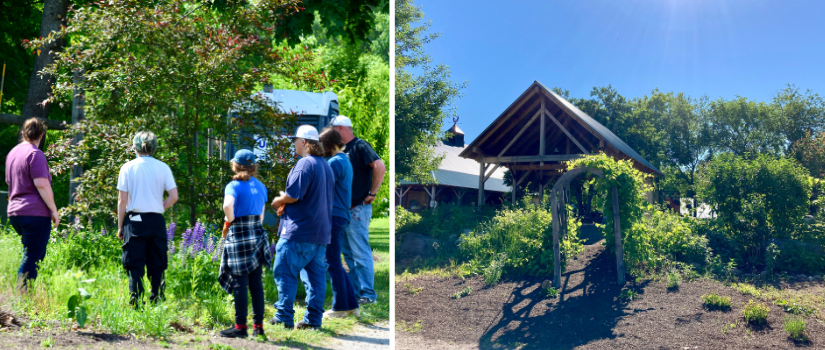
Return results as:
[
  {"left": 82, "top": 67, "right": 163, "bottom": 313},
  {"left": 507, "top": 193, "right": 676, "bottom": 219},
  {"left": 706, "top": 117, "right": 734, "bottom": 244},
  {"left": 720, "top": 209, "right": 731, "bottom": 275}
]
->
[
  {"left": 122, "top": 212, "right": 167, "bottom": 304},
  {"left": 232, "top": 264, "right": 265, "bottom": 326},
  {"left": 9, "top": 216, "right": 51, "bottom": 287}
]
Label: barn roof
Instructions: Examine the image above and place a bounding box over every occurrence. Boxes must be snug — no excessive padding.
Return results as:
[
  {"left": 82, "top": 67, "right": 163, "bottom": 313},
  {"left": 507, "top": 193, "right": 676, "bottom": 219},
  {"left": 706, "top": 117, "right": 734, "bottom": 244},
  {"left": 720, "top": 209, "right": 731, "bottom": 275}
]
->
[{"left": 399, "top": 142, "right": 511, "bottom": 192}]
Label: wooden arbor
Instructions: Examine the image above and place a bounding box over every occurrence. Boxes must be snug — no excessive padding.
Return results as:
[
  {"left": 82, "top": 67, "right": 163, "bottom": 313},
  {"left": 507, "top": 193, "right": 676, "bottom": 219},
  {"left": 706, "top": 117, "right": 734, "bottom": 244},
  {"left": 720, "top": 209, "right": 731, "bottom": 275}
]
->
[
  {"left": 459, "top": 81, "right": 663, "bottom": 288},
  {"left": 551, "top": 167, "right": 624, "bottom": 288}
]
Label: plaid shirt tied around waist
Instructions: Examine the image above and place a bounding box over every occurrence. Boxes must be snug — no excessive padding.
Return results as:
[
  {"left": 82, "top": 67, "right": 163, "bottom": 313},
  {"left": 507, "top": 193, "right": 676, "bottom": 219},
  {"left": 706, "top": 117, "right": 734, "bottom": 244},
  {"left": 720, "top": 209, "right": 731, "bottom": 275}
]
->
[{"left": 218, "top": 215, "right": 272, "bottom": 294}]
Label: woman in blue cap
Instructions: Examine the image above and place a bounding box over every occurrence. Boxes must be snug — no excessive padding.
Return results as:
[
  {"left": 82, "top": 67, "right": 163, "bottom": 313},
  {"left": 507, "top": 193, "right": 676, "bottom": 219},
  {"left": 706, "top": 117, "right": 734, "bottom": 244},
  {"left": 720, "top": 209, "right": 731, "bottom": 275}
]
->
[{"left": 218, "top": 149, "right": 271, "bottom": 338}]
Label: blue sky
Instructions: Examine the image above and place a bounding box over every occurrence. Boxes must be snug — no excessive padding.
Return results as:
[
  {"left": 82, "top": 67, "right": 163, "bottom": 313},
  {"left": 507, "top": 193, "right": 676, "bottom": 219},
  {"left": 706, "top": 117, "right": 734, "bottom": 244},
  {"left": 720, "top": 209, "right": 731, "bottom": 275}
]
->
[{"left": 412, "top": 0, "right": 825, "bottom": 143}]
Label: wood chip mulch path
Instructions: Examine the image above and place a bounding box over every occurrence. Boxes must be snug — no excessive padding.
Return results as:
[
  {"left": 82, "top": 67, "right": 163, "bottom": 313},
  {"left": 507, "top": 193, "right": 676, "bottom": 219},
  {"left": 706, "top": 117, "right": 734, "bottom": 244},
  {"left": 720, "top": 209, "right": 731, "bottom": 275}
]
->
[{"left": 396, "top": 233, "right": 825, "bottom": 349}]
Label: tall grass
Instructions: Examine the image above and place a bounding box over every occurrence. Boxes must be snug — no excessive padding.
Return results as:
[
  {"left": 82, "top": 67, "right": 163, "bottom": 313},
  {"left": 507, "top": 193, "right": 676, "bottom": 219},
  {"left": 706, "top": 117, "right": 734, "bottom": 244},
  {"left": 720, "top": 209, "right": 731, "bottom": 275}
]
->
[{"left": 0, "top": 218, "right": 390, "bottom": 342}]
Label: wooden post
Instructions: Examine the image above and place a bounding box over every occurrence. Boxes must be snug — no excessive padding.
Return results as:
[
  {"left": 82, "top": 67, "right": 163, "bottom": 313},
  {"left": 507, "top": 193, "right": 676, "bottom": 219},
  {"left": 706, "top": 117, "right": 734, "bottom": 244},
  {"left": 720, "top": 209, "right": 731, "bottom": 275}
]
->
[
  {"left": 612, "top": 185, "right": 625, "bottom": 285},
  {"left": 478, "top": 158, "right": 485, "bottom": 207},
  {"left": 552, "top": 188, "right": 561, "bottom": 289},
  {"left": 68, "top": 70, "right": 84, "bottom": 207},
  {"left": 511, "top": 169, "right": 517, "bottom": 205},
  {"left": 537, "top": 171, "right": 544, "bottom": 204}
]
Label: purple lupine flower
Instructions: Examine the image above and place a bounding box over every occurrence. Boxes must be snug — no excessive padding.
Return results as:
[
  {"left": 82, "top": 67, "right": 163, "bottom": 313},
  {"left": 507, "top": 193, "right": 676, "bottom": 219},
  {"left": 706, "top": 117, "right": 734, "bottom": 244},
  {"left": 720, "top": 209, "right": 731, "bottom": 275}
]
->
[
  {"left": 167, "top": 222, "right": 176, "bottom": 254},
  {"left": 195, "top": 222, "right": 206, "bottom": 254},
  {"left": 190, "top": 222, "right": 204, "bottom": 256},
  {"left": 182, "top": 227, "right": 193, "bottom": 253},
  {"left": 212, "top": 238, "right": 223, "bottom": 263},
  {"left": 206, "top": 235, "right": 215, "bottom": 255}
]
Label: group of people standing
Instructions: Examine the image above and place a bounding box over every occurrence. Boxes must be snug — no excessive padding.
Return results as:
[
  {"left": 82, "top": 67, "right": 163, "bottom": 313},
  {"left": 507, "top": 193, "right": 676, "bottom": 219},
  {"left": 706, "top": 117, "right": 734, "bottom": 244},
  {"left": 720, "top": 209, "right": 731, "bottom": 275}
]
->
[{"left": 4, "top": 116, "right": 385, "bottom": 339}]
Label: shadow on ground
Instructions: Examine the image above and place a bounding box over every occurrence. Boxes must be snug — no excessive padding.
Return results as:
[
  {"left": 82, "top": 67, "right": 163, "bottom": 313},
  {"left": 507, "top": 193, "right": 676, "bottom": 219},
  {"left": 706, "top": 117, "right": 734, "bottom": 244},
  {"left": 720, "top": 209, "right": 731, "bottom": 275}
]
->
[{"left": 479, "top": 224, "right": 649, "bottom": 349}]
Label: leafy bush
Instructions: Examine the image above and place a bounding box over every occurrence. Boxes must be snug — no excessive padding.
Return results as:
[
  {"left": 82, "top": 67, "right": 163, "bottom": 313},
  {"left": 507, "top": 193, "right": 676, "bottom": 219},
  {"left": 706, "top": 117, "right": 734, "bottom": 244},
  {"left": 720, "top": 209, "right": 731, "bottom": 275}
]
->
[
  {"left": 640, "top": 209, "right": 711, "bottom": 270},
  {"left": 460, "top": 202, "right": 583, "bottom": 278},
  {"left": 395, "top": 207, "right": 421, "bottom": 235},
  {"left": 702, "top": 293, "right": 732, "bottom": 311},
  {"left": 483, "top": 253, "right": 507, "bottom": 285},
  {"left": 666, "top": 272, "right": 680, "bottom": 290},
  {"left": 403, "top": 283, "right": 423, "bottom": 295},
  {"left": 619, "top": 289, "right": 639, "bottom": 301},
  {"left": 544, "top": 287, "right": 559, "bottom": 298},
  {"left": 777, "top": 299, "right": 817, "bottom": 316},
  {"left": 451, "top": 287, "right": 472, "bottom": 299},
  {"left": 399, "top": 204, "right": 497, "bottom": 242},
  {"left": 743, "top": 300, "right": 770, "bottom": 324},
  {"left": 697, "top": 154, "right": 811, "bottom": 268},
  {"left": 773, "top": 243, "right": 825, "bottom": 275},
  {"left": 784, "top": 316, "right": 807, "bottom": 341}
]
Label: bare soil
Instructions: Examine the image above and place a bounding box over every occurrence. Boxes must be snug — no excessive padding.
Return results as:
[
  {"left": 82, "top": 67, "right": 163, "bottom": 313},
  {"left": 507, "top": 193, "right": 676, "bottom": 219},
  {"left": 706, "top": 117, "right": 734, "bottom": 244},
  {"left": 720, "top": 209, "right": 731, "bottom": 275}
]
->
[
  {"left": 396, "top": 228, "right": 825, "bottom": 350},
  {"left": 0, "top": 321, "right": 389, "bottom": 349}
]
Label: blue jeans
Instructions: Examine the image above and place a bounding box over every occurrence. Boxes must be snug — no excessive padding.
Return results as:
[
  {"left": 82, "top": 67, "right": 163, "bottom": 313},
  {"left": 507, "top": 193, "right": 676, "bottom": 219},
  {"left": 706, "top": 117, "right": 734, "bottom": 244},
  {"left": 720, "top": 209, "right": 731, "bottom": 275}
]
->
[
  {"left": 323, "top": 216, "right": 359, "bottom": 311},
  {"left": 273, "top": 238, "right": 327, "bottom": 326},
  {"left": 9, "top": 216, "right": 51, "bottom": 284},
  {"left": 342, "top": 204, "right": 376, "bottom": 300}
]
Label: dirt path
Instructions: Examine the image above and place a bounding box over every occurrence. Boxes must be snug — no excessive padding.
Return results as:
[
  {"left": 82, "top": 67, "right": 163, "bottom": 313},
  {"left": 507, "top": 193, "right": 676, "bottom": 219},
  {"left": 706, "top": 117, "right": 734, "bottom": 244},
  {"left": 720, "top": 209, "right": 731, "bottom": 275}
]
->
[
  {"left": 396, "top": 224, "right": 825, "bottom": 349},
  {"left": 0, "top": 320, "right": 390, "bottom": 349}
]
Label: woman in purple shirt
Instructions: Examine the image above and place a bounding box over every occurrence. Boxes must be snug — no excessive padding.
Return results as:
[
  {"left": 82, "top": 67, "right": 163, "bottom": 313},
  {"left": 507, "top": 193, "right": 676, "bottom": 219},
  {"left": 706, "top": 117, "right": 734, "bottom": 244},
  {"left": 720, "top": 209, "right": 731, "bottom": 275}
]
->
[{"left": 4, "top": 118, "right": 60, "bottom": 291}]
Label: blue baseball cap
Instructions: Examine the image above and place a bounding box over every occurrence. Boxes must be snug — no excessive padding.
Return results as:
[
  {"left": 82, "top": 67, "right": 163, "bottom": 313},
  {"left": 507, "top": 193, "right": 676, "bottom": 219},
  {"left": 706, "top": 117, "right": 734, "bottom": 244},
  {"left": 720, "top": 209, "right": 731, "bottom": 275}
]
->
[{"left": 231, "top": 149, "right": 256, "bottom": 165}]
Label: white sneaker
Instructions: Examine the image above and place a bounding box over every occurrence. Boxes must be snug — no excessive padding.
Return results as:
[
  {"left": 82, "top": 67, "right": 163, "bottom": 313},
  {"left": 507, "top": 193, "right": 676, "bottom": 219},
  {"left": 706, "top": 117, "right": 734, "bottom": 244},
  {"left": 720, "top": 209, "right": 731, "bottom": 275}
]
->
[
  {"left": 323, "top": 309, "right": 350, "bottom": 318},
  {"left": 348, "top": 308, "right": 361, "bottom": 318}
]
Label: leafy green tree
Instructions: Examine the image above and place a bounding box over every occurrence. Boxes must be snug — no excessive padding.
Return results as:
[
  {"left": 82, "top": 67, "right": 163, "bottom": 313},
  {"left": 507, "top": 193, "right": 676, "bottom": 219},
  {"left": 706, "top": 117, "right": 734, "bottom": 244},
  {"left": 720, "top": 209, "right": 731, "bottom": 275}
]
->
[
  {"left": 774, "top": 84, "right": 825, "bottom": 153},
  {"left": 395, "top": 0, "right": 464, "bottom": 183},
  {"left": 704, "top": 97, "right": 784, "bottom": 157},
  {"left": 273, "top": 0, "right": 389, "bottom": 45},
  {"left": 269, "top": 7, "right": 390, "bottom": 216},
  {"left": 696, "top": 154, "right": 811, "bottom": 267},
  {"left": 30, "top": 0, "right": 329, "bottom": 225}
]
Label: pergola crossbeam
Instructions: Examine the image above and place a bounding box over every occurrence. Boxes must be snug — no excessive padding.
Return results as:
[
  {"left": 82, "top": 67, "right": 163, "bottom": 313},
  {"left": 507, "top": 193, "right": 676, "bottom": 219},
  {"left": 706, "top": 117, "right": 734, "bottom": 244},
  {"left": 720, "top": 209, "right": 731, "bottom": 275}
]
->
[
  {"left": 544, "top": 109, "right": 588, "bottom": 155},
  {"left": 483, "top": 154, "right": 580, "bottom": 164}
]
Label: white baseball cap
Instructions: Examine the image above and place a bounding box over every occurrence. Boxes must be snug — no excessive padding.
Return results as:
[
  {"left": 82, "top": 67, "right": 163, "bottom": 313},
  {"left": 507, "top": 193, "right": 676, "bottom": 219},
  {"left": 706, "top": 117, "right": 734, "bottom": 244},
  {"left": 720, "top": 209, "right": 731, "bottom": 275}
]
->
[
  {"left": 288, "top": 125, "right": 319, "bottom": 141},
  {"left": 330, "top": 115, "right": 353, "bottom": 127}
]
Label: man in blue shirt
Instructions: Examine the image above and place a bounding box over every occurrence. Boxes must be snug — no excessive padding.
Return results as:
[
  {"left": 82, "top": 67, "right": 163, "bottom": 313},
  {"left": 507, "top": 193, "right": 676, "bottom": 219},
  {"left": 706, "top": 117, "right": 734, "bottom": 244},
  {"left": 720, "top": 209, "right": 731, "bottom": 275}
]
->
[{"left": 269, "top": 125, "right": 334, "bottom": 330}]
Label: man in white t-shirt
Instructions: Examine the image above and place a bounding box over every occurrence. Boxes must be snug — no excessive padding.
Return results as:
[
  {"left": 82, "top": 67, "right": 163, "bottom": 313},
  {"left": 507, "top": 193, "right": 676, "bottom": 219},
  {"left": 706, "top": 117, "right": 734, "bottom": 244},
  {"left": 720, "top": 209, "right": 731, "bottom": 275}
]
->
[{"left": 116, "top": 131, "right": 178, "bottom": 307}]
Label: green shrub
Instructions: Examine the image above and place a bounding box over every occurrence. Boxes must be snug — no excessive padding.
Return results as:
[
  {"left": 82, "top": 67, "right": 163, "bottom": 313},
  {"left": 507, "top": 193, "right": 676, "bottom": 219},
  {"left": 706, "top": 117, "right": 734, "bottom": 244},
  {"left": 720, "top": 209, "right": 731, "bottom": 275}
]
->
[
  {"left": 460, "top": 203, "right": 582, "bottom": 277},
  {"left": 743, "top": 300, "right": 770, "bottom": 324},
  {"left": 483, "top": 253, "right": 506, "bottom": 285},
  {"left": 645, "top": 210, "right": 711, "bottom": 266},
  {"left": 773, "top": 243, "right": 825, "bottom": 275},
  {"left": 544, "top": 287, "right": 559, "bottom": 298},
  {"left": 451, "top": 287, "right": 472, "bottom": 299},
  {"left": 776, "top": 299, "right": 817, "bottom": 316},
  {"left": 619, "top": 289, "right": 639, "bottom": 301},
  {"left": 697, "top": 154, "right": 811, "bottom": 269},
  {"left": 403, "top": 283, "right": 423, "bottom": 295},
  {"left": 395, "top": 207, "right": 421, "bottom": 234},
  {"left": 784, "top": 316, "right": 806, "bottom": 341},
  {"left": 702, "top": 293, "right": 732, "bottom": 310},
  {"left": 666, "top": 272, "right": 680, "bottom": 290}
]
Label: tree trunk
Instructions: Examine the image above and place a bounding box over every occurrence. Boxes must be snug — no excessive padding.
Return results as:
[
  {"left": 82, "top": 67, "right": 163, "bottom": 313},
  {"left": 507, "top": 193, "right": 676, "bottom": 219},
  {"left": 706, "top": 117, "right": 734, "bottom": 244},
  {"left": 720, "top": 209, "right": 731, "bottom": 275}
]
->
[
  {"left": 21, "top": 0, "right": 69, "bottom": 120},
  {"left": 69, "top": 70, "right": 84, "bottom": 207}
]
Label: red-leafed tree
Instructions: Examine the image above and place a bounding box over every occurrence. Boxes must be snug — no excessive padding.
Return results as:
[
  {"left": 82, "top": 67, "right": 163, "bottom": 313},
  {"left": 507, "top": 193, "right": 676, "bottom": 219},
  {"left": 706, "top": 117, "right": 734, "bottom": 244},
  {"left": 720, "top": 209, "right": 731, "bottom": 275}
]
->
[
  {"left": 25, "top": 0, "right": 331, "bottom": 226},
  {"left": 793, "top": 131, "right": 825, "bottom": 178}
]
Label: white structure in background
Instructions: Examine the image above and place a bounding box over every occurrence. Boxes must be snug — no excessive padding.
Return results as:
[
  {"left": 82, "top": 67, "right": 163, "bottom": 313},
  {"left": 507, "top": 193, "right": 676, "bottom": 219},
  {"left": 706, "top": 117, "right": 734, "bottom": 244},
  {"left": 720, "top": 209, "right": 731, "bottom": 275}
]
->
[{"left": 680, "top": 198, "right": 715, "bottom": 218}]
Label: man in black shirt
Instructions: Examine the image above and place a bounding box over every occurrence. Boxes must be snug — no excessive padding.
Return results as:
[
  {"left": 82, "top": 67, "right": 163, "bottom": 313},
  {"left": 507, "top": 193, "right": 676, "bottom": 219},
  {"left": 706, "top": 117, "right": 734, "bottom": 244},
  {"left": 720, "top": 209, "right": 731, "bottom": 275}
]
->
[{"left": 331, "top": 116, "right": 385, "bottom": 304}]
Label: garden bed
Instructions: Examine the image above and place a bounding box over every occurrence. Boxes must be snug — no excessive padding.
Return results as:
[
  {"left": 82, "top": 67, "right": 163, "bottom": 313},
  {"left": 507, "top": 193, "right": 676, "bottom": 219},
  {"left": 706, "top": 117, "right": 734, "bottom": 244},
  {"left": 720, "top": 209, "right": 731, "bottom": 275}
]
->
[{"left": 396, "top": 241, "right": 825, "bottom": 349}]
